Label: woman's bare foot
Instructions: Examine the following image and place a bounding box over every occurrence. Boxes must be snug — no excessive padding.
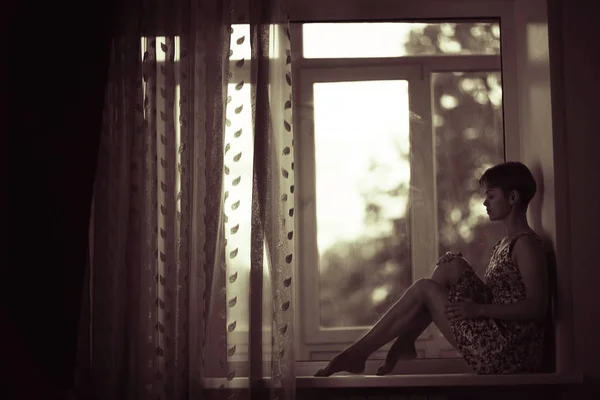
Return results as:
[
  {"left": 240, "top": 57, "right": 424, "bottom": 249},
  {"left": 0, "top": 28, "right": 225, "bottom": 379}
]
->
[
  {"left": 314, "top": 348, "right": 368, "bottom": 377},
  {"left": 376, "top": 338, "right": 417, "bottom": 376}
]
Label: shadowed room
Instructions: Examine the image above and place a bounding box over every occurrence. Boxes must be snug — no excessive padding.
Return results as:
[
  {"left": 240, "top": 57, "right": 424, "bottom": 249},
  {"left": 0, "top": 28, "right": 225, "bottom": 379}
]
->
[{"left": 6, "top": 0, "right": 600, "bottom": 399}]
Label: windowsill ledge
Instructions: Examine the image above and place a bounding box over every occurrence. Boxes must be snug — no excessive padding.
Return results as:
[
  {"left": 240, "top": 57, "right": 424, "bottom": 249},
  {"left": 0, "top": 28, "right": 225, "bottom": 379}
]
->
[
  {"left": 296, "top": 371, "right": 583, "bottom": 388},
  {"left": 203, "top": 371, "right": 583, "bottom": 389}
]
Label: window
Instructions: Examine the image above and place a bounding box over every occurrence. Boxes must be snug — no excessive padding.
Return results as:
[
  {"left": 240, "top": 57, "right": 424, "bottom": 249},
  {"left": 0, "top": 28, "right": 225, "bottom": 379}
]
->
[
  {"left": 292, "top": 22, "right": 507, "bottom": 366},
  {"left": 215, "top": 20, "right": 510, "bottom": 371},
  {"left": 207, "top": 0, "right": 567, "bottom": 380}
]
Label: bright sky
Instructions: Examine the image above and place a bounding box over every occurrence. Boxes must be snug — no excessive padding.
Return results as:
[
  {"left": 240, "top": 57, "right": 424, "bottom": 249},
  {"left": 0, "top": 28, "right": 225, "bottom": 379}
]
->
[
  {"left": 303, "top": 23, "right": 422, "bottom": 58},
  {"left": 313, "top": 80, "right": 411, "bottom": 251},
  {"left": 303, "top": 23, "right": 418, "bottom": 251}
]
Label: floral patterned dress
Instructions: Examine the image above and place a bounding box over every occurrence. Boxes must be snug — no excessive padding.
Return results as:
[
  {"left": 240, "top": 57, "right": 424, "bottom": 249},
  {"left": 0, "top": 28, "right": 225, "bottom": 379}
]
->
[{"left": 447, "top": 232, "right": 547, "bottom": 374}]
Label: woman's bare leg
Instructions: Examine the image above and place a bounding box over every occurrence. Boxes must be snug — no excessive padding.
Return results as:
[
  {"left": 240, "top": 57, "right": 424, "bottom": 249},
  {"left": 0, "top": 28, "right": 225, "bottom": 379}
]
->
[
  {"left": 375, "top": 257, "right": 470, "bottom": 375},
  {"left": 315, "top": 257, "right": 470, "bottom": 377},
  {"left": 314, "top": 278, "right": 458, "bottom": 376},
  {"left": 375, "top": 309, "right": 428, "bottom": 375}
]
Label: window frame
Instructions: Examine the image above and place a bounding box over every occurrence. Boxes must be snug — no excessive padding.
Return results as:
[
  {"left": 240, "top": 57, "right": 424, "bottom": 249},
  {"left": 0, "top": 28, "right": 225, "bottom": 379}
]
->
[
  {"left": 291, "top": 26, "right": 506, "bottom": 362},
  {"left": 205, "top": 24, "right": 507, "bottom": 369},
  {"left": 284, "top": 0, "right": 525, "bottom": 375}
]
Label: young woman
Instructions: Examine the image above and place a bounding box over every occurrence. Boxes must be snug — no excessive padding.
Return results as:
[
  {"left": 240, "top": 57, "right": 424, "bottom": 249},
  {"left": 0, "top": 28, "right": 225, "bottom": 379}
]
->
[{"left": 315, "top": 161, "right": 549, "bottom": 376}]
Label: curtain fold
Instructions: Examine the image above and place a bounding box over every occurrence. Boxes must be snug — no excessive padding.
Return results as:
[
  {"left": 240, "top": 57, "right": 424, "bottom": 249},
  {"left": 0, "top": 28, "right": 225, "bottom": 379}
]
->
[
  {"left": 89, "top": 0, "right": 231, "bottom": 398},
  {"left": 250, "top": 0, "right": 296, "bottom": 396},
  {"left": 84, "top": 0, "right": 296, "bottom": 398}
]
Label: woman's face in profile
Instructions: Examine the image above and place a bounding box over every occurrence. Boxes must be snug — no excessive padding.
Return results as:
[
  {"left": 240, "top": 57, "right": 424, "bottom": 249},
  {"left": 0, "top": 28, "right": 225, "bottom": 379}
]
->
[{"left": 482, "top": 187, "right": 510, "bottom": 221}]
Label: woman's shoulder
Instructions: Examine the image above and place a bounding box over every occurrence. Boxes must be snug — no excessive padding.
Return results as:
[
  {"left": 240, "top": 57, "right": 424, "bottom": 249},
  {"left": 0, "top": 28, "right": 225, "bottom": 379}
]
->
[
  {"left": 508, "top": 231, "right": 546, "bottom": 261},
  {"left": 511, "top": 230, "right": 543, "bottom": 247},
  {"left": 494, "top": 231, "right": 543, "bottom": 257}
]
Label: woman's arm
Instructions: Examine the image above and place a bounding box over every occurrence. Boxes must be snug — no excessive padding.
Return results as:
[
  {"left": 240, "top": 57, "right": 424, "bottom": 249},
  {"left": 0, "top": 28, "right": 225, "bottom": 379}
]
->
[
  {"left": 446, "top": 235, "right": 548, "bottom": 321},
  {"left": 478, "top": 235, "right": 549, "bottom": 320}
]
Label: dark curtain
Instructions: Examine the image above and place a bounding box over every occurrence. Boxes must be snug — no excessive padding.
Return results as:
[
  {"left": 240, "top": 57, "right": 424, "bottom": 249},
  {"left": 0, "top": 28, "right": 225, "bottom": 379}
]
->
[{"left": 6, "top": 0, "right": 116, "bottom": 398}]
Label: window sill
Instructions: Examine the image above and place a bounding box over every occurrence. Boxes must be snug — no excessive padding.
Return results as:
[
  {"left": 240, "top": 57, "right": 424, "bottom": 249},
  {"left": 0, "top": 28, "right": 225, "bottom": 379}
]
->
[
  {"left": 295, "top": 371, "right": 583, "bottom": 388},
  {"left": 202, "top": 370, "right": 582, "bottom": 389}
]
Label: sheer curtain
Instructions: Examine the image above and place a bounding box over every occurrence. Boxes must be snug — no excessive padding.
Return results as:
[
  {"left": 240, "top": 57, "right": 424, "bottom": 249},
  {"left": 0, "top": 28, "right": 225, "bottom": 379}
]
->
[
  {"left": 82, "top": 0, "right": 296, "bottom": 398},
  {"left": 249, "top": 0, "right": 297, "bottom": 396}
]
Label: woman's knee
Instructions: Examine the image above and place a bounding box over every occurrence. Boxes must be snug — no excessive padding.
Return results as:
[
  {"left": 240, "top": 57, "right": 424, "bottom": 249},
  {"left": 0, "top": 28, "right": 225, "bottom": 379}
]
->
[
  {"left": 432, "top": 256, "right": 472, "bottom": 285},
  {"left": 449, "top": 256, "right": 472, "bottom": 271}
]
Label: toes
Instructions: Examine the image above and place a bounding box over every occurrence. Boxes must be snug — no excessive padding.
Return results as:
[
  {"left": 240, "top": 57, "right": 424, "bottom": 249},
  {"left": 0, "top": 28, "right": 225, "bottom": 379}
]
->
[{"left": 314, "top": 368, "right": 331, "bottom": 377}]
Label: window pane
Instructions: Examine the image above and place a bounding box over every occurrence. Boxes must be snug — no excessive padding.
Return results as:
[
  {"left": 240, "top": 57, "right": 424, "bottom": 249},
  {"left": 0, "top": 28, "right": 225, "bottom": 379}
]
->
[
  {"left": 434, "top": 71, "right": 505, "bottom": 277},
  {"left": 314, "top": 80, "right": 412, "bottom": 328},
  {"left": 302, "top": 22, "right": 500, "bottom": 58}
]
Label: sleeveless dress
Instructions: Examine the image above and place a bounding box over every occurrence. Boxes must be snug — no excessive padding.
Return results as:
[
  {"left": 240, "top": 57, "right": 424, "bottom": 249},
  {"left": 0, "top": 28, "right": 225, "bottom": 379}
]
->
[{"left": 447, "top": 232, "right": 547, "bottom": 374}]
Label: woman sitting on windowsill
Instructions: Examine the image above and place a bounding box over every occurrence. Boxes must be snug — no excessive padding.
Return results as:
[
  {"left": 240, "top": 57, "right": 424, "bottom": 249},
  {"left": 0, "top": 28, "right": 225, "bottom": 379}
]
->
[{"left": 315, "top": 161, "right": 549, "bottom": 376}]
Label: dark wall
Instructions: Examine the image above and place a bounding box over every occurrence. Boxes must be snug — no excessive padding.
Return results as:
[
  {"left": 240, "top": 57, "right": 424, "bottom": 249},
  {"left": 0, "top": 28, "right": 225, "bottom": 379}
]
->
[
  {"left": 549, "top": 0, "right": 600, "bottom": 396},
  {"left": 6, "top": 1, "right": 114, "bottom": 398}
]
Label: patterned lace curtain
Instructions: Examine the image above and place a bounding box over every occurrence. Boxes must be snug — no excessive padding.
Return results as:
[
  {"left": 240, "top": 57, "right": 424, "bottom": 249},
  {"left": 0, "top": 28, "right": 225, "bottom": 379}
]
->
[
  {"left": 247, "top": 0, "right": 296, "bottom": 397},
  {"left": 84, "top": 0, "right": 295, "bottom": 398}
]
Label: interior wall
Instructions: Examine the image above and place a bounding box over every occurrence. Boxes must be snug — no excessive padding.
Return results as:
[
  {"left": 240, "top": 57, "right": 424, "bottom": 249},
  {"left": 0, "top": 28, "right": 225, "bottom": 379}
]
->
[
  {"left": 547, "top": 0, "right": 600, "bottom": 391},
  {"left": 514, "top": 0, "right": 576, "bottom": 373}
]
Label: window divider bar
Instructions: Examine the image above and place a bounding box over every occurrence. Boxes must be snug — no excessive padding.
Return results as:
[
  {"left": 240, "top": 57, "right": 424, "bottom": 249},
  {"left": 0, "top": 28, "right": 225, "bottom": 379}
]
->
[{"left": 294, "top": 55, "right": 501, "bottom": 71}]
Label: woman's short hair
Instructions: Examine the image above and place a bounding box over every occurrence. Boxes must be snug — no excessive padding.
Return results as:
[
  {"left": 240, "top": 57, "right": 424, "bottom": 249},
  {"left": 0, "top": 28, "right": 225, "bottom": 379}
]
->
[{"left": 479, "top": 162, "right": 537, "bottom": 210}]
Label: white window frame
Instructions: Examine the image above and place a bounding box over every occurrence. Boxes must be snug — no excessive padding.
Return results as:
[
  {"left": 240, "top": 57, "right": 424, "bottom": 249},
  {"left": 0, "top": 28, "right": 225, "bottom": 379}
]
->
[
  {"left": 291, "top": 25, "right": 504, "bottom": 362},
  {"left": 285, "top": 0, "right": 528, "bottom": 376}
]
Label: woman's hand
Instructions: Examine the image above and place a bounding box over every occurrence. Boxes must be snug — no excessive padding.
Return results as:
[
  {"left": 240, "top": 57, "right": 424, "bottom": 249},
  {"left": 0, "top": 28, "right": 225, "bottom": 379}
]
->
[
  {"left": 436, "top": 251, "right": 463, "bottom": 266},
  {"left": 445, "top": 300, "right": 482, "bottom": 322}
]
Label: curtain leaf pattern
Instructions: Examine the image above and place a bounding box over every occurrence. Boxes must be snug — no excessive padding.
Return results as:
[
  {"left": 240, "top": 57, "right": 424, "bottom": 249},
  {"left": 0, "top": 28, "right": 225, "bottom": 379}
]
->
[
  {"left": 87, "top": 0, "right": 295, "bottom": 398},
  {"left": 223, "top": 19, "right": 248, "bottom": 398},
  {"left": 90, "top": 0, "right": 232, "bottom": 399},
  {"left": 249, "top": 0, "right": 296, "bottom": 397}
]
